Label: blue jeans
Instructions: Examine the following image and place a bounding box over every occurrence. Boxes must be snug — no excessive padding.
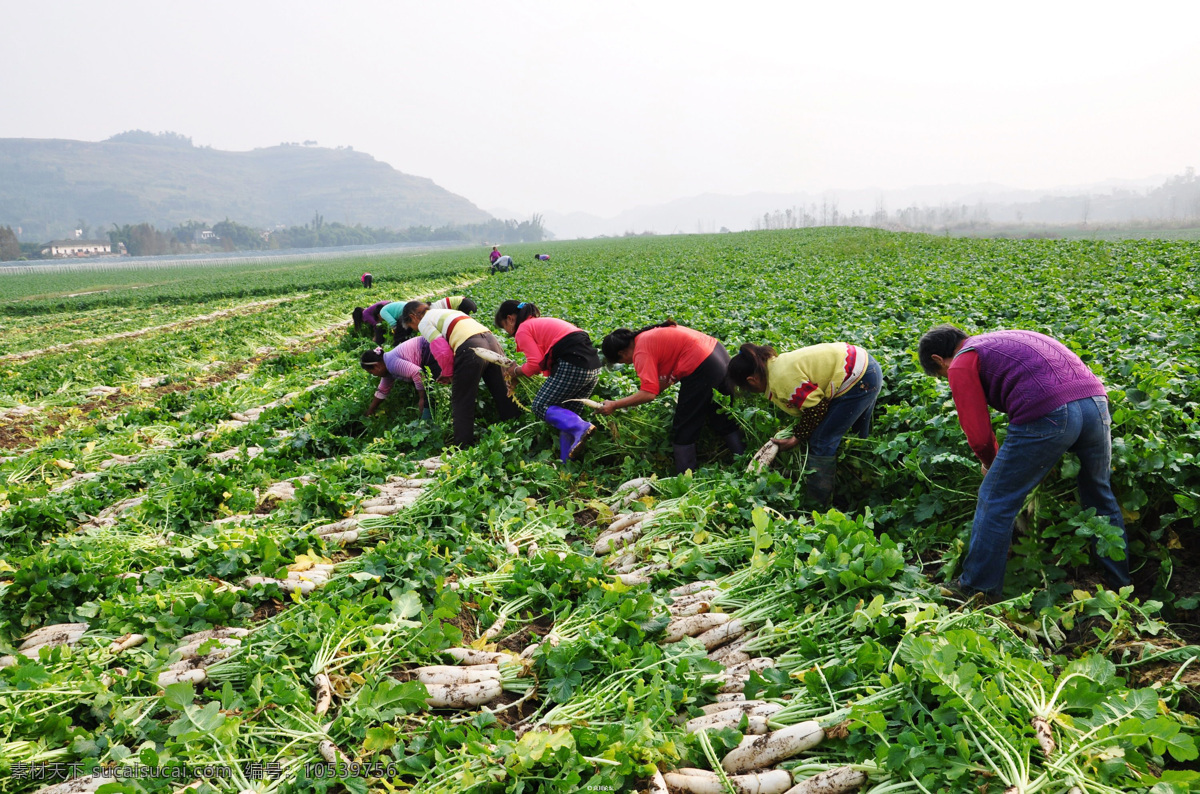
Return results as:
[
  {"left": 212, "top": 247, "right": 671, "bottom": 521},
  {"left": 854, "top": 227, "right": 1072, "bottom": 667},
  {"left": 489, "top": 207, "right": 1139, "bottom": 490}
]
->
[
  {"left": 960, "top": 395, "right": 1131, "bottom": 596},
  {"left": 808, "top": 356, "right": 882, "bottom": 457}
]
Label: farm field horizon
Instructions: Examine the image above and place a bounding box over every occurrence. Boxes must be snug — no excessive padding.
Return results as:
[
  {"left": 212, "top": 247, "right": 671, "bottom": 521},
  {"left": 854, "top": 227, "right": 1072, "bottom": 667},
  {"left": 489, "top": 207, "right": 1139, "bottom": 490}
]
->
[{"left": 1, "top": 228, "right": 1198, "bottom": 794}]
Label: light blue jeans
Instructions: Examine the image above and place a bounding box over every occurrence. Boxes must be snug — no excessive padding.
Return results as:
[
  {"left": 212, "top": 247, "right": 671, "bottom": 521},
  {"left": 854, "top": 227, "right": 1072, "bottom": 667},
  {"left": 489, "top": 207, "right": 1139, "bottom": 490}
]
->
[{"left": 960, "top": 395, "right": 1131, "bottom": 596}]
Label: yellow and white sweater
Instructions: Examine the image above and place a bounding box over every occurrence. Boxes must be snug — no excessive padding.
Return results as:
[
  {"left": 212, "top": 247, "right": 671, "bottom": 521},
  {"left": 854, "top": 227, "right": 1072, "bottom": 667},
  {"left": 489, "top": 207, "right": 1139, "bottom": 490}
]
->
[
  {"left": 418, "top": 309, "right": 488, "bottom": 351},
  {"left": 765, "top": 343, "right": 869, "bottom": 416}
]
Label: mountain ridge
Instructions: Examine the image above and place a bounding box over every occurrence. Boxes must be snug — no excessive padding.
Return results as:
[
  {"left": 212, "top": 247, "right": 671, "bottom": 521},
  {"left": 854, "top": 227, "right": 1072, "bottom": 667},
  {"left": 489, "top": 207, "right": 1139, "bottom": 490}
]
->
[{"left": 0, "top": 133, "right": 491, "bottom": 240}]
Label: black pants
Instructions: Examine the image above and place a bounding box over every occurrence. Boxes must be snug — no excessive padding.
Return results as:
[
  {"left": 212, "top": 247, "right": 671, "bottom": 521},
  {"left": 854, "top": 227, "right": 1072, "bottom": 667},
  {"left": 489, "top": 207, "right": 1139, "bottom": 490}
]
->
[
  {"left": 362, "top": 275, "right": 373, "bottom": 288},
  {"left": 672, "top": 344, "right": 737, "bottom": 445},
  {"left": 452, "top": 334, "right": 521, "bottom": 447}
]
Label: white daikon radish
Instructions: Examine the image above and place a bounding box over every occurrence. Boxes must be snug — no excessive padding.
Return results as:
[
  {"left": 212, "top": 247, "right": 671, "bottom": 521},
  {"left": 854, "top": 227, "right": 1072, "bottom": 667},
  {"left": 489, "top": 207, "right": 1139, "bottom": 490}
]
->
[
  {"left": 175, "top": 636, "right": 241, "bottom": 660},
  {"left": 716, "top": 692, "right": 746, "bottom": 703},
  {"left": 594, "top": 526, "right": 643, "bottom": 555},
  {"left": 1032, "top": 716, "right": 1056, "bottom": 758},
  {"left": 444, "top": 648, "right": 509, "bottom": 666},
  {"left": 318, "top": 740, "right": 350, "bottom": 766},
  {"left": 747, "top": 440, "right": 780, "bottom": 473},
  {"left": 0, "top": 655, "right": 17, "bottom": 668},
  {"left": 31, "top": 775, "right": 105, "bottom": 794},
  {"left": 363, "top": 504, "right": 402, "bottom": 515},
  {"left": 722, "top": 722, "right": 825, "bottom": 774},
  {"left": 695, "top": 619, "right": 747, "bottom": 651},
  {"left": 663, "top": 768, "right": 793, "bottom": 794},
  {"left": 726, "top": 658, "right": 776, "bottom": 676},
  {"left": 177, "top": 627, "right": 251, "bottom": 645},
  {"left": 606, "top": 511, "right": 648, "bottom": 534},
  {"left": 709, "top": 637, "right": 750, "bottom": 663},
  {"left": 19, "top": 623, "right": 89, "bottom": 651},
  {"left": 322, "top": 530, "right": 360, "bottom": 545},
  {"left": 480, "top": 613, "right": 507, "bottom": 641},
  {"left": 416, "top": 666, "right": 502, "bottom": 685},
  {"left": 566, "top": 398, "right": 605, "bottom": 410},
  {"left": 669, "top": 600, "right": 711, "bottom": 618},
  {"left": 699, "top": 700, "right": 775, "bottom": 716},
  {"left": 616, "top": 572, "right": 651, "bottom": 586},
  {"left": 424, "top": 679, "right": 503, "bottom": 708},
  {"left": 314, "top": 673, "right": 333, "bottom": 716},
  {"left": 472, "top": 347, "right": 515, "bottom": 366},
  {"left": 648, "top": 769, "right": 669, "bottom": 794},
  {"left": 314, "top": 518, "right": 360, "bottom": 535},
  {"left": 670, "top": 580, "right": 719, "bottom": 597},
  {"left": 157, "top": 668, "right": 208, "bottom": 687},
  {"left": 782, "top": 767, "right": 867, "bottom": 794},
  {"left": 109, "top": 633, "right": 146, "bottom": 654},
  {"left": 686, "top": 713, "right": 770, "bottom": 735},
  {"left": 664, "top": 613, "right": 730, "bottom": 644}
]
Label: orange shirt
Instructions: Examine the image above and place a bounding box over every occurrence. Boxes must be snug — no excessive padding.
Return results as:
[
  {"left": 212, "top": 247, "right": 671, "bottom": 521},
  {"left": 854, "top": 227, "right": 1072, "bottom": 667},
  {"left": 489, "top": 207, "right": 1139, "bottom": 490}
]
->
[{"left": 632, "top": 326, "right": 718, "bottom": 395}]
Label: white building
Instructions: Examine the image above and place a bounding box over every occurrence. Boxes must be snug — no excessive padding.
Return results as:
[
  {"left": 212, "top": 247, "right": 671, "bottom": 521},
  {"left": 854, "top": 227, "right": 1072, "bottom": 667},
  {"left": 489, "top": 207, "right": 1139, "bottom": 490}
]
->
[{"left": 41, "top": 240, "right": 112, "bottom": 257}]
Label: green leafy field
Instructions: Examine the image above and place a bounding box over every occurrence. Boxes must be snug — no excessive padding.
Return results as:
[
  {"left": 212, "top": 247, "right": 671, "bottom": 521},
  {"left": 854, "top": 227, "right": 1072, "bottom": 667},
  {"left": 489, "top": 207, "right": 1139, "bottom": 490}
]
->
[{"left": 1, "top": 229, "right": 1198, "bottom": 794}]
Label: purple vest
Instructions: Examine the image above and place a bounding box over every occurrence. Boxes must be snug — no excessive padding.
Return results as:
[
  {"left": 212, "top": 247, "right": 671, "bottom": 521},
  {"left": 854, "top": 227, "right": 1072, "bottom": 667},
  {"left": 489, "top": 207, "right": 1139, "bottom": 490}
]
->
[{"left": 958, "top": 330, "right": 1107, "bottom": 424}]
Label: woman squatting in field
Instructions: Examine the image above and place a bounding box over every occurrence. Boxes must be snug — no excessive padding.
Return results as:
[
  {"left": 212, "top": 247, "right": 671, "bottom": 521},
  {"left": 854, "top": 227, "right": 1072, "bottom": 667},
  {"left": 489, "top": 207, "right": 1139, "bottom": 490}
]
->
[
  {"left": 598, "top": 321, "right": 744, "bottom": 474},
  {"left": 359, "top": 335, "right": 453, "bottom": 421},
  {"left": 728, "top": 342, "right": 882, "bottom": 506},
  {"left": 918, "top": 324, "right": 1131, "bottom": 600},
  {"left": 401, "top": 300, "right": 520, "bottom": 448},
  {"left": 494, "top": 300, "right": 601, "bottom": 461}
]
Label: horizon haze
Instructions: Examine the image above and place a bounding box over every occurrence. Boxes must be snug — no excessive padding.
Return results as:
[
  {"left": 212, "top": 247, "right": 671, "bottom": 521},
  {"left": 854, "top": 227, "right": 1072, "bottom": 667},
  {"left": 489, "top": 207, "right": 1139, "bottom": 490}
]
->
[{"left": 2, "top": 1, "right": 1198, "bottom": 225}]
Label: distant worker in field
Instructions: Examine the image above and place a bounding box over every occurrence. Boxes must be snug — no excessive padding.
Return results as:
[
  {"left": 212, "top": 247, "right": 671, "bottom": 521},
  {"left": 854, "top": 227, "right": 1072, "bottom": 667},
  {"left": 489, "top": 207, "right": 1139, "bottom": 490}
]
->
[
  {"left": 918, "top": 325, "right": 1131, "bottom": 600},
  {"left": 494, "top": 300, "right": 601, "bottom": 462},
  {"left": 727, "top": 342, "right": 882, "bottom": 506},
  {"left": 489, "top": 246, "right": 502, "bottom": 265},
  {"left": 597, "top": 321, "right": 745, "bottom": 473},
  {"left": 491, "top": 255, "right": 515, "bottom": 274},
  {"left": 376, "top": 296, "right": 477, "bottom": 346},
  {"left": 360, "top": 337, "right": 452, "bottom": 421},
  {"left": 400, "top": 300, "right": 521, "bottom": 448},
  {"left": 361, "top": 272, "right": 373, "bottom": 288},
  {"left": 534, "top": 254, "right": 550, "bottom": 261}
]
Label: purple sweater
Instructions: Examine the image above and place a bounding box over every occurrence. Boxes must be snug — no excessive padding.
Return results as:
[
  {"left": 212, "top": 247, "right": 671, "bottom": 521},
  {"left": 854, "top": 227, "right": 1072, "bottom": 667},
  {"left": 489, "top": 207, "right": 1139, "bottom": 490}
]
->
[
  {"left": 361, "top": 301, "right": 390, "bottom": 327},
  {"left": 960, "top": 330, "right": 1107, "bottom": 424}
]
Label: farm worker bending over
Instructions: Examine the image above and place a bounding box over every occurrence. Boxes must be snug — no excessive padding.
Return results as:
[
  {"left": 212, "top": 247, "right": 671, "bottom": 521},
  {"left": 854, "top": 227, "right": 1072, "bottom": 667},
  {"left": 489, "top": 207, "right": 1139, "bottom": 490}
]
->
[
  {"left": 917, "top": 325, "right": 1131, "bottom": 599},
  {"left": 727, "top": 342, "right": 882, "bottom": 506},
  {"left": 360, "top": 338, "right": 453, "bottom": 420},
  {"left": 361, "top": 272, "right": 373, "bottom": 288},
  {"left": 597, "top": 321, "right": 745, "bottom": 474},
  {"left": 534, "top": 254, "right": 550, "bottom": 261},
  {"left": 353, "top": 300, "right": 392, "bottom": 341},
  {"left": 401, "top": 301, "right": 521, "bottom": 448},
  {"left": 494, "top": 300, "right": 601, "bottom": 461},
  {"left": 378, "top": 296, "right": 477, "bottom": 346},
  {"left": 491, "top": 255, "right": 515, "bottom": 274},
  {"left": 489, "top": 246, "right": 501, "bottom": 265}
]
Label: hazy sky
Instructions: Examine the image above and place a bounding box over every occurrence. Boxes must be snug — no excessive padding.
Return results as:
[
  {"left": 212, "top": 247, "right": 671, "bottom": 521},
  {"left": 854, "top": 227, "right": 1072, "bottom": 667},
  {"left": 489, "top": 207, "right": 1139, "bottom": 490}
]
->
[{"left": 3, "top": 1, "right": 1198, "bottom": 218}]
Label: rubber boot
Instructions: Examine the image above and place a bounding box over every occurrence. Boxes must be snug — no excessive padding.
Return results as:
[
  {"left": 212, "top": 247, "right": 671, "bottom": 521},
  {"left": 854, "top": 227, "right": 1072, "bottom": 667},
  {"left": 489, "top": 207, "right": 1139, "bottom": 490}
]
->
[
  {"left": 723, "top": 431, "right": 746, "bottom": 455},
  {"left": 673, "top": 443, "right": 698, "bottom": 474},
  {"left": 805, "top": 455, "right": 837, "bottom": 507},
  {"left": 544, "top": 406, "right": 594, "bottom": 462}
]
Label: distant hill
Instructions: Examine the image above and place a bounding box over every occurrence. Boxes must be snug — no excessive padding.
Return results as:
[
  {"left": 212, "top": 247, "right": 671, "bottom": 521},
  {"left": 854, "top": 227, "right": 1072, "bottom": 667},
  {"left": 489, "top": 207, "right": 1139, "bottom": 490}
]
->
[{"left": 0, "top": 131, "right": 491, "bottom": 241}]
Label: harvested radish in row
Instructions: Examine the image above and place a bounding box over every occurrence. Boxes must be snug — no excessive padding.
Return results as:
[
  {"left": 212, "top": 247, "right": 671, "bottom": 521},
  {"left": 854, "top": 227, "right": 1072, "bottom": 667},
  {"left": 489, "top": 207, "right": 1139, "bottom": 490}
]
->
[
  {"left": 443, "top": 647, "right": 510, "bottom": 666},
  {"left": 416, "top": 665, "right": 501, "bottom": 685},
  {"left": 314, "top": 673, "right": 333, "bottom": 716},
  {"left": 664, "top": 613, "right": 729, "bottom": 644},
  {"left": 19, "top": 623, "right": 89, "bottom": 651},
  {"left": 695, "top": 619, "right": 746, "bottom": 650},
  {"left": 663, "top": 768, "right": 792, "bottom": 794},
  {"left": 109, "top": 633, "right": 146, "bottom": 654},
  {"left": 722, "top": 721, "right": 825, "bottom": 773},
  {"left": 671, "top": 580, "right": 719, "bottom": 597},
  {"left": 783, "top": 767, "right": 867, "bottom": 794},
  {"left": 424, "top": 679, "right": 503, "bottom": 708}
]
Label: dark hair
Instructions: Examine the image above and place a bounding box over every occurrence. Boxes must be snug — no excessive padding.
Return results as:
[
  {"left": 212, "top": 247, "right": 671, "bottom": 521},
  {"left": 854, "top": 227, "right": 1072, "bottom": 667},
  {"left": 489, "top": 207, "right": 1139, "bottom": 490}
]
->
[
  {"left": 359, "top": 348, "right": 385, "bottom": 370},
  {"left": 600, "top": 320, "right": 677, "bottom": 364},
  {"left": 400, "top": 300, "right": 427, "bottom": 328},
  {"left": 494, "top": 300, "right": 540, "bottom": 331},
  {"left": 727, "top": 343, "right": 777, "bottom": 390},
  {"left": 352, "top": 307, "right": 365, "bottom": 335},
  {"left": 917, "top": 324, "right": 969, "bottom": 375}
]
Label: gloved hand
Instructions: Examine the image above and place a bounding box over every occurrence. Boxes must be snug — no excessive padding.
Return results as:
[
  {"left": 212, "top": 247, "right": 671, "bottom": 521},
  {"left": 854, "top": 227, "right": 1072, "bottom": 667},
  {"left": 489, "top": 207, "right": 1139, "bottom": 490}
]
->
[{"left": 420, "top": 406, "right": 433, "bottom": 421}]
